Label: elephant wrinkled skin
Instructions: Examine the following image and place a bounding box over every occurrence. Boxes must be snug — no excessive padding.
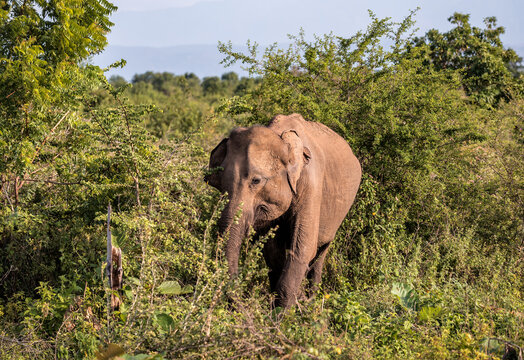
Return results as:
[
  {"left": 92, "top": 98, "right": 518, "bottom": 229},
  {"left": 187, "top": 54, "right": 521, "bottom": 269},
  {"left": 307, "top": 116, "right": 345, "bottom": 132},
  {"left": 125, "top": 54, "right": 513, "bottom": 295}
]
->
[{"left": 205, "top": 114, "right": 361, "bottom": 308}]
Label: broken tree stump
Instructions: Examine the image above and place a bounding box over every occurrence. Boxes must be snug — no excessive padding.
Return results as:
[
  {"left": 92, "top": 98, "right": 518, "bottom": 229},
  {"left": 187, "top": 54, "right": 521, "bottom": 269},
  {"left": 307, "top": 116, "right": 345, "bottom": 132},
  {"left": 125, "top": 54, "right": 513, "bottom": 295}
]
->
[{"left": 106, "top": 203, "right": 123, "bottom": 311}]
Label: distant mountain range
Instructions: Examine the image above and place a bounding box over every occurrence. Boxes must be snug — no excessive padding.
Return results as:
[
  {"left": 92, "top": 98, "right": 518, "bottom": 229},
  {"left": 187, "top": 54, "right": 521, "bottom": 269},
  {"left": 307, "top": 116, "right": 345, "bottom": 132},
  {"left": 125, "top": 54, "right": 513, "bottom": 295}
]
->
[
  {"left": 92, "top": 43, "right": 524, "bottom": 81},
  {"left": 91, "top": 44, "right": 250, "bottom": 80}
]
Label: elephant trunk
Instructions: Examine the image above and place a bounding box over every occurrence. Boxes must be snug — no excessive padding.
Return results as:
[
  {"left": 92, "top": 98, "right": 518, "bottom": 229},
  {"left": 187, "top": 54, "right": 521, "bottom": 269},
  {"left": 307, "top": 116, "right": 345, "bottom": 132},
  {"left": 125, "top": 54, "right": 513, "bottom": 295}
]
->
[{"left": 218, "top": 197, "right": 253, "bottom": 276}]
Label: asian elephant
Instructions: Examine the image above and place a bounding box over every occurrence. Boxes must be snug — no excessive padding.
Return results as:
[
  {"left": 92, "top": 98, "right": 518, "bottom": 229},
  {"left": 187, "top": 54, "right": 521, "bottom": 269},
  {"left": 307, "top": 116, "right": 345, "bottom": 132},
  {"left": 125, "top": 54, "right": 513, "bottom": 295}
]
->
[{"left": 204, "top": 114, "right": 361, "bottom": 308}]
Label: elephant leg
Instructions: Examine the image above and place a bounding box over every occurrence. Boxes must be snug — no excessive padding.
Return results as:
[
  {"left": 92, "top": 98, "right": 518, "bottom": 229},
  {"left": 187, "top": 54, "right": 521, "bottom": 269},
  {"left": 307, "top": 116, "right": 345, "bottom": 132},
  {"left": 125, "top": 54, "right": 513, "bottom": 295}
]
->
[
  {"left": 274, "top": 218, "right": 319, "bottom": 308},
  {"left": 306, "top": 243, "right": 330, "bottom": 297},
  {"left": 275, "top": 256, "right": 311, "bottom": 308},
  {"left": 263, "top": 236, "right": 286, "bottom": 292},
  {"left": 274, "top": 188, "right": 322, "bottom": 308}
]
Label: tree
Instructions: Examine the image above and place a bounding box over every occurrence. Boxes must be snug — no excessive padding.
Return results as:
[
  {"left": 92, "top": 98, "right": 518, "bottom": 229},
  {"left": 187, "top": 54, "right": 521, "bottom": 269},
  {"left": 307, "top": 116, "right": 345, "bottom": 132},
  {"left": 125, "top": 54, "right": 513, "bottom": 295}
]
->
[
  {"left": 221, "top": 71, "right": 239, "bottom": 83},
  {"left": 202, "top": 76, "right": 223, "bottom": 95},
  {"left": 0, "top": 0, "right": 116, "bottom": 205},
  {"left": 234, "top": 76, "right": 260, "bottom": 95},
  {"left": 109, "top": 75, "right": 128, "bottom": 88},
  {"left": 411, "top": 13, "right": 523, "bottom": 106}
]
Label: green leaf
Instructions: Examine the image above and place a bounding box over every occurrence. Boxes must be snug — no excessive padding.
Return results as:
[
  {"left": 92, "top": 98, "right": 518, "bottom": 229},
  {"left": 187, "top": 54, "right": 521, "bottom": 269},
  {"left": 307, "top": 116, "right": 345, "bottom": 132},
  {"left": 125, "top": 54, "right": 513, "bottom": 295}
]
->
[
  {"left": 155, "top": 313, "right": 175, "bottom": 333},
  {"left": 157, "top": 281, "right": 181, "bottom": 294},
  {"left": 123, "top": 285, "right": 133, "bottom": 299},
  {"left": 157, "top": 281, "right": 193, "bottom": 295},
  {"left": 391, "top": 282, "right": 420, "bottom": 311},
  {"left": 122, "top": 354, "right": 165, "bottom": 360},
  {"left": 122, "top": 355, "right": 151, "bottom": 360},
  {"left": 418, "top": 305, "right": 443, "bottom": 322},
  {"left": 127, "top": 277, "right": 140, "bottom": 286},
  {"left": 180, "top": 284, "right": 193, "bottom": 294}
]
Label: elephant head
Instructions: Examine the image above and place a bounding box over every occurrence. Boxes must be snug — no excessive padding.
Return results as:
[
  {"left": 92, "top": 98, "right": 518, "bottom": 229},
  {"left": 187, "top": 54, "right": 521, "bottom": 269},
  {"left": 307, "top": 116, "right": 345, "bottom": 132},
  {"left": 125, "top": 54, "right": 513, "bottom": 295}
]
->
[{"left": 205, "top": 126, "right": 310, "bottom": 276}]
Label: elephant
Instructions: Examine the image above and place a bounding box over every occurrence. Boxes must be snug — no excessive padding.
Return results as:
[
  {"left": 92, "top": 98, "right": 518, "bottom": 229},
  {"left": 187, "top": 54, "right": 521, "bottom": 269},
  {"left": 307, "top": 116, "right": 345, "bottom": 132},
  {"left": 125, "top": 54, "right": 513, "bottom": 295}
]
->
[{"left": 204, "top": 113, "right": 361, "bottom": 308}]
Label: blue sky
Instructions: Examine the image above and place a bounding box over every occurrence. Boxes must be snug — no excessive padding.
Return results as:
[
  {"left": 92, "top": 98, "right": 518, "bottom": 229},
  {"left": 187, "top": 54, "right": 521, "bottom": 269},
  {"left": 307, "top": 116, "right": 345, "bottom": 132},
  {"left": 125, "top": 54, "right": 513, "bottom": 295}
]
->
[
  {"left": 95, "top": 0, "right": 524, "bottom": 78},
  {"left": 108, "top": 0, "right": 523, "bottom": 48}
]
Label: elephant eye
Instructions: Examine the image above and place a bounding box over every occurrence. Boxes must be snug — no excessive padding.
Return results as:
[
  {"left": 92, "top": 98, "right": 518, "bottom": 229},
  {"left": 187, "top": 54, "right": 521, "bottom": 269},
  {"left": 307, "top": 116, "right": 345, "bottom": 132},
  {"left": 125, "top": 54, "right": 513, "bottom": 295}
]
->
[{"left": 251, "top": 177, "right": 262, "bottom": 186}]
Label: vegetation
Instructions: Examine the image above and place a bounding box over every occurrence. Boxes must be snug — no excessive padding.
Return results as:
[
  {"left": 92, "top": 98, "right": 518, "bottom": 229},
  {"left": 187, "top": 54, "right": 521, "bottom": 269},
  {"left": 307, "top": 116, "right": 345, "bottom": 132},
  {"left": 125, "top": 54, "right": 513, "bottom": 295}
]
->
[{"left": 1, "top": 3, "right": 523, "bottom": 359}]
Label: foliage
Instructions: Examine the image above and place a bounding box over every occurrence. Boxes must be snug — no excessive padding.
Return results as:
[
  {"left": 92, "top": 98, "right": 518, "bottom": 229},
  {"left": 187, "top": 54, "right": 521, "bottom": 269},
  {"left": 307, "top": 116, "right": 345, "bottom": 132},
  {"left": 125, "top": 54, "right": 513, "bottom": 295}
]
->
[
  {"left": 0, "top": 0, "right": 116, "bottom": 187},
  {"left": 411, "top": 13, "right": 523, "bottom": 107},
  {"left": 104, "top": 71, "right": 258, "bottom": 140},
  {"left": 1, "top": 4, "right": 523, "bottom": 360}
]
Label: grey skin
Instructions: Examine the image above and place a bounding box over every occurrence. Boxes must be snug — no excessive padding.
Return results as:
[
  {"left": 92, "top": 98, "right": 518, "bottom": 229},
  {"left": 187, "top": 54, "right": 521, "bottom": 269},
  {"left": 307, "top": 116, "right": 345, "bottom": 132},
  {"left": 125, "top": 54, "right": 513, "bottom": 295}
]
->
[{"left": 205, "top": 114, "right": 361, "bottom": 308}]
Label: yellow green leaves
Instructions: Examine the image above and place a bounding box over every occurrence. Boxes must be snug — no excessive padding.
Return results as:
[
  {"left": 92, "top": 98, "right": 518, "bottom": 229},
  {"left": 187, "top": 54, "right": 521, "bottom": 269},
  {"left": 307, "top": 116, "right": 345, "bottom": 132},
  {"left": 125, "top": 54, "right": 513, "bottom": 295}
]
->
[{"left": 156, "top": 281, "right": 193, "bottom": 295}]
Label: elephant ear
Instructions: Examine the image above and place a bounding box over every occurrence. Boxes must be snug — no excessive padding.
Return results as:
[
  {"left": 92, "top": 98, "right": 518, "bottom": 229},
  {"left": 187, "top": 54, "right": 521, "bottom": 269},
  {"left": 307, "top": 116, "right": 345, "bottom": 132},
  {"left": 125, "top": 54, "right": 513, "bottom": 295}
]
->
[
  {"left": 204, "top": 137, "right": 228, "bottom": 190},
  {"left": 281, "top": 130, "right": 311, "bottom": 194}
]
